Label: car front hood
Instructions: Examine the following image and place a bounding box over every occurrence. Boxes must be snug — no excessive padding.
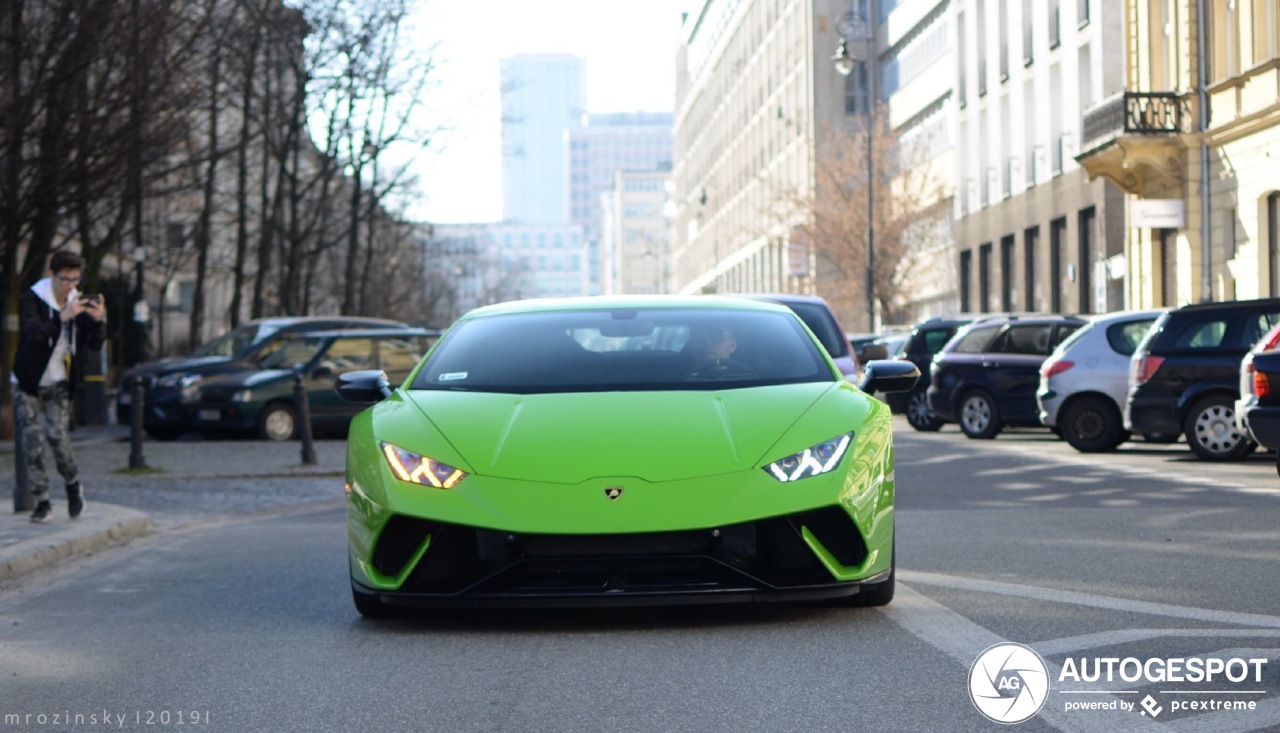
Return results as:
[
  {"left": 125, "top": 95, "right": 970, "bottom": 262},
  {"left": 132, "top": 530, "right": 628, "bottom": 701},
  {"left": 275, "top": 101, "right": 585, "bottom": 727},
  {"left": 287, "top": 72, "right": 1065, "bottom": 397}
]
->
[{"left": 402, "top": 383, "right": 841, "bottom": 484}]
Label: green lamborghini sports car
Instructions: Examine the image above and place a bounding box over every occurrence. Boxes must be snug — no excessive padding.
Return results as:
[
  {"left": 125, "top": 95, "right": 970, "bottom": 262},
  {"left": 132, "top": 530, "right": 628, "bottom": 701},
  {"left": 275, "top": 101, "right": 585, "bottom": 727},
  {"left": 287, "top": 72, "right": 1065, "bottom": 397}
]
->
[{"left": 337, "top": 296, "right": 919, "bottom": 616}]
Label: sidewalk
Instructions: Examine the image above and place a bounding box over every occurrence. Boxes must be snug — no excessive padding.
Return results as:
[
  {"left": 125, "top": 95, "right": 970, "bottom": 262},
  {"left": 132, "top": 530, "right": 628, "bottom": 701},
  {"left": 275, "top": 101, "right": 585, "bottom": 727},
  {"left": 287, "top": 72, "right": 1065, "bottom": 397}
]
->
[{"left": 0, "top": 424, "right": 347, "bottom": 584}]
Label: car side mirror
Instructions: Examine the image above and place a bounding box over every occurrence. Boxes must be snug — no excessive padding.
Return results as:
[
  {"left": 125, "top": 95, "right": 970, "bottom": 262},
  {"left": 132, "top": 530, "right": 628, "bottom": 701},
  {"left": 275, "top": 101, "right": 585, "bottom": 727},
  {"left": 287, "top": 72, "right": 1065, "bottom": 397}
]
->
[
  {"left": 335, "top": 369, "right": 392, "bottom": 404},
  {"left": 858, "top": 359, "right": 919, "bottom": 394}
]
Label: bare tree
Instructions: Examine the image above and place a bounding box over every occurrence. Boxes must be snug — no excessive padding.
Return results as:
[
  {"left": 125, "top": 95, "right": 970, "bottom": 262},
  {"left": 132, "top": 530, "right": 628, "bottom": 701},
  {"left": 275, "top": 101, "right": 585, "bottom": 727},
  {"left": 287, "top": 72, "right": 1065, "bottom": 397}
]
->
[
  {"left": 0, "top": 0, "right": 204, "bottom": 404},
  {"left": 761, "top": 110, "right": 944, "bottom": 328}
]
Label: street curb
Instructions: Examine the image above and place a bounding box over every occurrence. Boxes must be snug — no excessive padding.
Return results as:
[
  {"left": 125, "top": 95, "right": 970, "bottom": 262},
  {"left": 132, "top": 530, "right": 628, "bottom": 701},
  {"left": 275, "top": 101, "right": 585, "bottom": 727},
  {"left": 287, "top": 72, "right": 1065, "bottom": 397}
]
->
[{"left": 0, "top": 505, "right": 152, "bottom": 583}]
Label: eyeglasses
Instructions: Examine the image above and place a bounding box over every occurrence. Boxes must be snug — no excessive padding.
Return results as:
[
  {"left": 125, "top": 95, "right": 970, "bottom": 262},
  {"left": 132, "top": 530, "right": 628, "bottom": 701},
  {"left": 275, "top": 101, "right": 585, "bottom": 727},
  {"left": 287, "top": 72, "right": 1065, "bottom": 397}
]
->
[{"left": 54, "top": 275, "right": 82, "bottom": 285}]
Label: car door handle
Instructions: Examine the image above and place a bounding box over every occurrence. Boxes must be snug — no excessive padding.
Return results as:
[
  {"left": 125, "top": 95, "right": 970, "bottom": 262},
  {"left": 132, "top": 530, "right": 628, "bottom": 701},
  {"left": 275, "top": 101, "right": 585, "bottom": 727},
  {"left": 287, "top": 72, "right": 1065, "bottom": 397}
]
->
[{"left": 982, "top": 361, "right": 999, "bottom": 368}]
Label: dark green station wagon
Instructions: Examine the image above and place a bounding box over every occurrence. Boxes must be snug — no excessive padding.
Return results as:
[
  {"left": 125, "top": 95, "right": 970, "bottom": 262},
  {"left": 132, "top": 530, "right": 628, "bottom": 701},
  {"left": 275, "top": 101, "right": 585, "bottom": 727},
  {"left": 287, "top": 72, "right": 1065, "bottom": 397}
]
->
[{"left": 186, "top": 328, "right": 439, "bottom": 440}]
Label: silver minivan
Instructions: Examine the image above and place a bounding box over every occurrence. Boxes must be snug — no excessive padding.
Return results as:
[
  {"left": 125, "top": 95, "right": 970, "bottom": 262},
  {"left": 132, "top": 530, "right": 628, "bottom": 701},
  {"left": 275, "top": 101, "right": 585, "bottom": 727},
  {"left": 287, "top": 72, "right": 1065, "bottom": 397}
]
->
[{"left": 1037, "top": 309, "right": 1165, "bottom": 452}]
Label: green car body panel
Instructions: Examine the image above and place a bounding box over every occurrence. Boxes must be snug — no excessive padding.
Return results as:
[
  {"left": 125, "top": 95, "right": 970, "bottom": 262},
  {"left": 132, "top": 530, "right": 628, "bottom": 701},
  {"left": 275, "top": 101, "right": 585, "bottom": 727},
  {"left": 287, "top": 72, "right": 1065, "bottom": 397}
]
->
[{"left": 343, "top": 296, "right": 908, "bottom": 609}]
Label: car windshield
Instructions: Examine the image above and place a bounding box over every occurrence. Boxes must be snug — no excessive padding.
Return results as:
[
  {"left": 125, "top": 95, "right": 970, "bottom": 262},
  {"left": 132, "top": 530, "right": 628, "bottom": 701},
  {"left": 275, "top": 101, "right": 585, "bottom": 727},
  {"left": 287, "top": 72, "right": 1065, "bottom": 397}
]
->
[
  {"left": 255, "top": 337, "right": 327, "bottom": 370},
  {"left": 411, "top": 308, "right": 834, "bottom": 394},
  {"left": 189, "top": 322, "right": 281, "bottom": 357}
]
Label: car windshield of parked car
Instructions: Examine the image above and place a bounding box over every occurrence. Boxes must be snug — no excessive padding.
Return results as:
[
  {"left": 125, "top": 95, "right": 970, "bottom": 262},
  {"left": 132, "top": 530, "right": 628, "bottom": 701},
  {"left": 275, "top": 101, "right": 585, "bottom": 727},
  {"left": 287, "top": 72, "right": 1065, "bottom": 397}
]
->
[
  {"left": 411, "top": 308, "right": 834, "bottom": 394},
  {"left": 780, "top": 301, "right": 850, "bottom": 359},
  {"left": 949, "top": 324, "right": 1001, "bottom": 354},
  {"left": 1105, "top": 319, "right": 1157, "bottom": 356},
  {"left": 255, "top": 337, "right": 326, "bottom": 370},
  {"left": 188, "top": 322, "right": 278, "bottom": 358}
]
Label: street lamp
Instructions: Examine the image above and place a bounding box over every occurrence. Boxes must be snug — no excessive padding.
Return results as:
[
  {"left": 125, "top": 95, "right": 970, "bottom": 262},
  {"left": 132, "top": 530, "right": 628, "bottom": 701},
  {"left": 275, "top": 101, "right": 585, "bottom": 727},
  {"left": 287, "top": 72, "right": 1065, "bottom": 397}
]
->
[{"left": 833, "top": 10, "right": 876, "bottom": 332}]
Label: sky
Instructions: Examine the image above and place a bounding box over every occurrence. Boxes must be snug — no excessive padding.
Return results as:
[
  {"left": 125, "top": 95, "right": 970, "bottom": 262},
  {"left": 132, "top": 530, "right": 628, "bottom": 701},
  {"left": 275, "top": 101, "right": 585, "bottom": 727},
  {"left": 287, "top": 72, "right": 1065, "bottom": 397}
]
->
[{"left": 405, "top": 0, "right": 694, "bottom": 224}]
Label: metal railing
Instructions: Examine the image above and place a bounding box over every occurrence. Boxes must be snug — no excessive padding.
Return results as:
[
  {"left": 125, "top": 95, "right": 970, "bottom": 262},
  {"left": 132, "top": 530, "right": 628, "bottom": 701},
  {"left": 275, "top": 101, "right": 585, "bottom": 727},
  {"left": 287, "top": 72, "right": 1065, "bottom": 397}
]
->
[{"left": 1081, "top": 92, "right": 1184, "bottom": 150}]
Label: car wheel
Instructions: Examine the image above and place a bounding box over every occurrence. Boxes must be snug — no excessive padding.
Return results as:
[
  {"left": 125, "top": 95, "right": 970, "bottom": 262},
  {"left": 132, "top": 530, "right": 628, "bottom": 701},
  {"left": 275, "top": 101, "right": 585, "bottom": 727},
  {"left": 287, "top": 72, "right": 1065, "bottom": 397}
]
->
[
  {"left": 1182, "top": 395, "right": 1254, "bottom": 461},
  {"left": 905, "top": 388, "right": 945, "bottom": 432},
  {"left": 257, "top": 403, "right": 297, "bottom": 442},
  {"left": 1059, "top": 396, "right": 1125, "bottom": 452},
  {"left": 958, "top": 389, "right": 1002, "bottom": 439}
]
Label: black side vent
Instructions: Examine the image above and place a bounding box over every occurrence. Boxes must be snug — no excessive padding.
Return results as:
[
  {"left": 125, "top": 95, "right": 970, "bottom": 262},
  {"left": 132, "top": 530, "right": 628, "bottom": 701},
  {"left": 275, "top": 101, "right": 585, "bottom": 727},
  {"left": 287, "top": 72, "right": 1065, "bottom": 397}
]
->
[
  {"left": 791, "top": 507, "right": 868, "bottom": 567},
  {"left": 372, "top": 515, "right": 437, "bottom": 577}
]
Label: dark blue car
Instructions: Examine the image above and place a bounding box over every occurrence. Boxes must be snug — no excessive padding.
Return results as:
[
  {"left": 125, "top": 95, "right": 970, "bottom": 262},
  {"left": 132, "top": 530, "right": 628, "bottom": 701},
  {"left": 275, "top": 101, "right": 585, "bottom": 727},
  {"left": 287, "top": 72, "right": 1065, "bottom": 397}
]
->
[{"left": 927, "top": 315, "right": 1086, "bottom": 439}]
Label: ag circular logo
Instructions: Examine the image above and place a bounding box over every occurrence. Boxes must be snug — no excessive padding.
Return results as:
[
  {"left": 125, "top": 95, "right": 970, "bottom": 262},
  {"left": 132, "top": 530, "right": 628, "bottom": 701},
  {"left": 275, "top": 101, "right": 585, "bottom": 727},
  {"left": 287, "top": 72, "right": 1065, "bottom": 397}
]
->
[{"left": 969, "top": 642, "right": 1050, "bottom": 724}]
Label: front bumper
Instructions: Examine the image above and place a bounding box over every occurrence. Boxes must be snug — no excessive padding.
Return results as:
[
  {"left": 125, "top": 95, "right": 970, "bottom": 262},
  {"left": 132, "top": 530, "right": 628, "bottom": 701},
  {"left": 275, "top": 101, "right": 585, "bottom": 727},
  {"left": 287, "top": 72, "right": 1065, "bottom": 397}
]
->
[
  {"left": 351, "top": 509, "right": 890, "bottom": 608},
  {"left": 188, "top": 401, "right": 259, "bottom": 432}
]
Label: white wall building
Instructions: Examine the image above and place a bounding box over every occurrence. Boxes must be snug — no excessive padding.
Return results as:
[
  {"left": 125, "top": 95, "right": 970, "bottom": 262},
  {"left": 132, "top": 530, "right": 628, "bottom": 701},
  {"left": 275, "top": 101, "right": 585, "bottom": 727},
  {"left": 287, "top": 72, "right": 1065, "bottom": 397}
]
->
[
  {"left": 952, "top": 0, "right": 1127, "bottom": 315},
  {"left": 600, "top": 168, "right": 673, "bottom": 295}
]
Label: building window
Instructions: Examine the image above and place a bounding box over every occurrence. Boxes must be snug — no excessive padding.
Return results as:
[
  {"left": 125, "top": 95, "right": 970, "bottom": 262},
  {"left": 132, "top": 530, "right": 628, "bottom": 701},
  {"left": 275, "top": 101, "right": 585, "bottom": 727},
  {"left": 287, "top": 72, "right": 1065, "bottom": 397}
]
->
[
  {"left": 959, "top": 249, "right": 973, "bottom": 312},
  {"left": 844, "top": 62, "right": 870, "bottom": 115},
  {"left": 1078, "top": 0, "right": 1090, "bottom": 27},
  {"left": 1023, "top": 5, "right": 1034, "bottom": 65},
  {"left": 1212, "top": 0, "right": 1240, "bottom": 81},
  {"left": 979, "top": 242, "right": 993, "bottom": 312},
  {"left": 1078, "top": 207, "right": 1096, "bottom": 313},
  {"left": 1001, "top": 234, "right": 1016, "bottom": 311},
  {"left": 1049, "top": 0, "right": 1061, "bottom": 48},
  {"left": 1050, "top": 217, "right": 1066, "bottom": 312},
  {"left": 1253, "top": 0, "right": 1280, "bottom": 65},
  {"left": 1024, "top": 226, "right": 1039, "bottom": 309}
]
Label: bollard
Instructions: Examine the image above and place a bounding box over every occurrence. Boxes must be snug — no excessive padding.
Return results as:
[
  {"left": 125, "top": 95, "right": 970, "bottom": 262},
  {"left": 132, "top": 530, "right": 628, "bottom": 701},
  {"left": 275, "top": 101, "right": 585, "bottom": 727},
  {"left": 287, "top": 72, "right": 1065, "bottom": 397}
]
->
[
  {"left": 129, "top": 377, "right": 147, "bottom": 469},
  {"left": 294, "top": 373, "right": 316, "bottom": 465}
]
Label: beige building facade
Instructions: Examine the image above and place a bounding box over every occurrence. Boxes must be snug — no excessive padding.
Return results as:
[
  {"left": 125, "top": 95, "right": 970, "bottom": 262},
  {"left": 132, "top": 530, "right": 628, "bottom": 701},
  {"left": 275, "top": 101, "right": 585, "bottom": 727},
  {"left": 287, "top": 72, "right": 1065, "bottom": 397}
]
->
[{"left": 1078, "top": 0, "right": 1280, "bottom": 306}]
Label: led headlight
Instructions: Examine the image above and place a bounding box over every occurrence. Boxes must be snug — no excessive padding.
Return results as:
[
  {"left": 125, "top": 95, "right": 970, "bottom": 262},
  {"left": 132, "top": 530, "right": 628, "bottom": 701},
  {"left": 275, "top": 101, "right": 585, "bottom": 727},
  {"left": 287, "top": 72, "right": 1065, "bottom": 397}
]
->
[
  {"left": 381, "top": 442, "right": 466, "bottom": 489},
  {"left": 765, "top": 433, "right": 853, "bottom": 482}
]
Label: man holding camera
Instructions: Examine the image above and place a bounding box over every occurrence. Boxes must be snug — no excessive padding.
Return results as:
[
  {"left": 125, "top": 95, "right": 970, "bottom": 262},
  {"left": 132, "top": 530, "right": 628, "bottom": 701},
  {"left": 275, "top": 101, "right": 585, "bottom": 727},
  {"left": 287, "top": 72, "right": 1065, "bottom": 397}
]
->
[{"left": 11, "top": 250, "right": 106, "bottom": 523}]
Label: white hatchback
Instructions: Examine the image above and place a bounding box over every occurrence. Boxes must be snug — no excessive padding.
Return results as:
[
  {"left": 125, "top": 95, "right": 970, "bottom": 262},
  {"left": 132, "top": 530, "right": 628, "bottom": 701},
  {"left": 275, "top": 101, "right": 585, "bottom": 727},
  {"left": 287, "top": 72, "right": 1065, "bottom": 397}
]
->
[{"left": 1037, "top": 309, "right": 1165, "bottom": 452}]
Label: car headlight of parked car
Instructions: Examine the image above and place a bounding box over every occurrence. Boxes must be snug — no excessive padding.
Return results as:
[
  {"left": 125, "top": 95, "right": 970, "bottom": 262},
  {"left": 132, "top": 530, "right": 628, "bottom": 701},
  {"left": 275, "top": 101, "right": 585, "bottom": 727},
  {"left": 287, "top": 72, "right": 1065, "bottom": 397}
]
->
[
  {"left": 231, "top": 389, "right": 253, "bottom": 402},
  {"left": 765, "top": 433, "right": 853, "bottom": 482},
  {"left": 381, "top": 442, "right": 467, "bottom": 489}
]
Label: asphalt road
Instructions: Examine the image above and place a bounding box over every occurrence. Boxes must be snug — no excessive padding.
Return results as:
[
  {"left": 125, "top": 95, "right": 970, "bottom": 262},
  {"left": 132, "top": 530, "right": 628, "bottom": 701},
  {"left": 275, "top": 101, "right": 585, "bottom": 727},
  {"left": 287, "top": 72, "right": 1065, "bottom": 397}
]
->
[{"left": 2, "top": 421, "right": 1280, "bottom": 732}]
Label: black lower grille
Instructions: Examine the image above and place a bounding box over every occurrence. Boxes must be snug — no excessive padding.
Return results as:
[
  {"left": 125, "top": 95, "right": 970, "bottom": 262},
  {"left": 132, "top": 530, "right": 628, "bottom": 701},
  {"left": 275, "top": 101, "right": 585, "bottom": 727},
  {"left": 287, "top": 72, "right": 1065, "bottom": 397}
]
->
[{"left": 371, "top": 507, "right": 869, "bottom": 597}]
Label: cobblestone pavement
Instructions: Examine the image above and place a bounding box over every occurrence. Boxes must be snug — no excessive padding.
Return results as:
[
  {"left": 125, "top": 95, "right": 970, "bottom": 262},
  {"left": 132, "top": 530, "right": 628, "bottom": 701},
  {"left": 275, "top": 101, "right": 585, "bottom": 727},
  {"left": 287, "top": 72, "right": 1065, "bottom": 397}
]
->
[{"left": 0, "top": 425, "right": 348, "bottom": 581}]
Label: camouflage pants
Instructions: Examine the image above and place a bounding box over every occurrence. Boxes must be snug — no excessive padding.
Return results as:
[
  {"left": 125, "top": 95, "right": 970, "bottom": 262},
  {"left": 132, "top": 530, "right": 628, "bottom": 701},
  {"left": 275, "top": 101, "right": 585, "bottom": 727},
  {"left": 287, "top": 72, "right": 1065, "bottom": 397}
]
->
[{"left": 13, "top": 383, "right": 79, "bottom": 498}]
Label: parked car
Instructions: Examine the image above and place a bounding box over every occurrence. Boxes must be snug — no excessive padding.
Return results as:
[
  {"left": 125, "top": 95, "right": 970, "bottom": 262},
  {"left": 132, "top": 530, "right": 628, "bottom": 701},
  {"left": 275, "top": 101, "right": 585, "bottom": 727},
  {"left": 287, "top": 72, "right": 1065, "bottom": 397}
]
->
[
  {"left": 928, "top": 315, "right": 1087, "bottom": 439},
  {"left": 120, "top": 315, "right": 411, "bottom": 436},
  {"left": 185, "top": 328, "right": 439, "bottom": 441},
  {"left": 883, "top": 315, "right": 984, "bottom": 431},
  {"left": 335, "top": 295, "right": 919, "bottom": 616},
  {"left": 1037, "top": 309, "right": 1164, "bottom": 452},
  {"left": 847, "top": 332, "right": 881, "bottom": 363},
  {"left": 1127, "top": 298, "right": 1280, "bottom": 460},
  {"left": 1236, "top": 323, "right": 1280, "bottom": 454},
  {"left": 736, "top": 294, "right": 860, "bottom": 379}
]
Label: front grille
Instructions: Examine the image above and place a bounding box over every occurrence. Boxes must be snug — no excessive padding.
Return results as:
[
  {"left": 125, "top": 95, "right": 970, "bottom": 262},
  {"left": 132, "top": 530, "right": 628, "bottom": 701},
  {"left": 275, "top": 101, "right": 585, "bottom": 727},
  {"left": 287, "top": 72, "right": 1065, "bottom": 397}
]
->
[{"left": 371, "top": 508, "right": 868, "bottom": 597}]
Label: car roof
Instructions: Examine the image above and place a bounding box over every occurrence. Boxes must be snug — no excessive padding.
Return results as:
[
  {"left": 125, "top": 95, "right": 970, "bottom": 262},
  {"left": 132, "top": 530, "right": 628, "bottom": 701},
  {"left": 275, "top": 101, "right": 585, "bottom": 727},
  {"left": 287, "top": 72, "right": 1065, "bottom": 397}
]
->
[
  {"left": 1172, "top": 298, "right": 1280, "bottom": 313},
  {"left": 462, "top": 295, "right": 794, "bottom": 319},
  {"left": 281, "top": 327, "right": 441, "bottom": 339},
  {"left": 247, "top": 315, "right": 408, "bottom": 328}
]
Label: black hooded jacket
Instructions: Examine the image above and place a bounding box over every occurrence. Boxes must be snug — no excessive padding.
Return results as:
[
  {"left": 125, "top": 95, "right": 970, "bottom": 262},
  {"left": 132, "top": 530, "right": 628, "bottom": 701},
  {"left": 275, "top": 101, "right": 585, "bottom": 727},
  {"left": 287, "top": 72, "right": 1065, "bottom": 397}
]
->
[{"left": 12, "top": 283, "right": 105, "bottom": 396}]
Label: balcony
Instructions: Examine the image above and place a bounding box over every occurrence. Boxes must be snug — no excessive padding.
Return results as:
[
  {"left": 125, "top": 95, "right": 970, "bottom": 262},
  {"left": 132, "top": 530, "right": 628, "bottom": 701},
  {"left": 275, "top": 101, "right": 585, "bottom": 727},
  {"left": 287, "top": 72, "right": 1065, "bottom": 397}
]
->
[{"left": 1076, "top": 92, "right": 1189, "bottom": 194}]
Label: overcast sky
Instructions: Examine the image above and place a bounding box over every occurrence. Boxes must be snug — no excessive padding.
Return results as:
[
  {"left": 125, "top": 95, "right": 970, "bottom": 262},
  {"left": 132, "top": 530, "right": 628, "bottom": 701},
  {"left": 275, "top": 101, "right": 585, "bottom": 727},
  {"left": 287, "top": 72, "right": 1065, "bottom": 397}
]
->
[{"left": 406, "top": 0, "right": 693, "bottom": 224}]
